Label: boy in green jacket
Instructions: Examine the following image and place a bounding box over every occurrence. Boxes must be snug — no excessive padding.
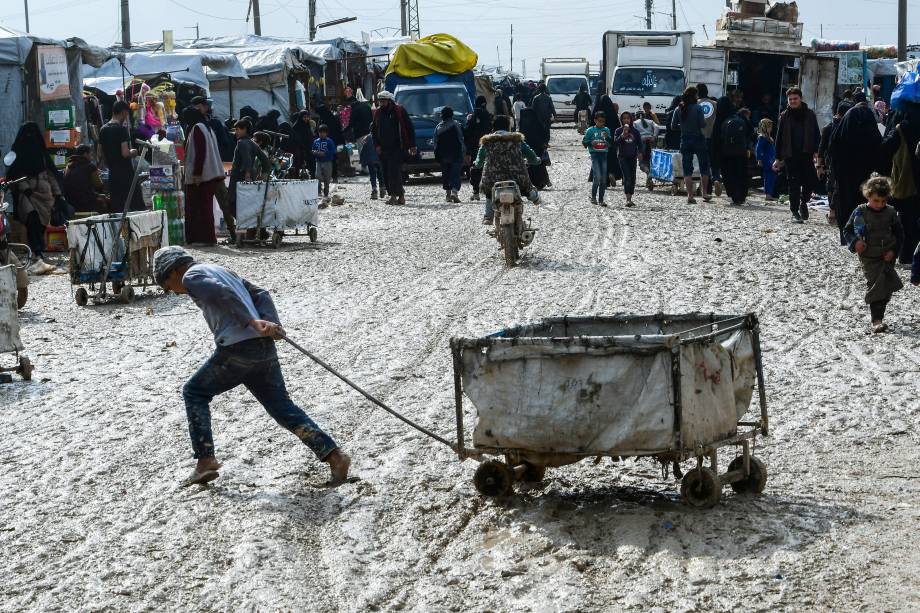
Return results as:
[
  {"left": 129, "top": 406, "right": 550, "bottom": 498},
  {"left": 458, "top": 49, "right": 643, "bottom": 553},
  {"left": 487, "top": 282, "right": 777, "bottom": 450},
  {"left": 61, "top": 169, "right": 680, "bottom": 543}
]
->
[{"left": 583, "top": 111, "right": 613, "bottom": 206}]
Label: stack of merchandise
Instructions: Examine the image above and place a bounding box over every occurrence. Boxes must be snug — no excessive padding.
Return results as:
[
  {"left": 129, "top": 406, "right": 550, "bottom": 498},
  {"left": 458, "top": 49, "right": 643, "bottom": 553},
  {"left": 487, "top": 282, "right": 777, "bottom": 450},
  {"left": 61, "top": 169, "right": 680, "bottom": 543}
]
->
[{"left": 149, "top": 137, "right": 185, "bottom": 245}]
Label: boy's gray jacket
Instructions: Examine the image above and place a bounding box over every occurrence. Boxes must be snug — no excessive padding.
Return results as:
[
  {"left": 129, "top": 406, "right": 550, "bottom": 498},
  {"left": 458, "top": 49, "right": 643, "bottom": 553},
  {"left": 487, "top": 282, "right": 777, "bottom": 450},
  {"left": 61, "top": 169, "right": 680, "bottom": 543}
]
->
[{"left": 183, "top": 263, "right": 280, "bottom": 346}]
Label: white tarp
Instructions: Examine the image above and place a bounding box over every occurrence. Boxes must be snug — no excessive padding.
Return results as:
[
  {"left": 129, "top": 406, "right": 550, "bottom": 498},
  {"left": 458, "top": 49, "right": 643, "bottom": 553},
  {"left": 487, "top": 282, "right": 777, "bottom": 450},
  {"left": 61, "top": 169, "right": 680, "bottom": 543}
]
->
[
  {"left": 66, "top": 211, "right": 167, "bottom": 274},
  {"left": 236, "top": 180, "right": 319, "bottom": 230},
  {"left": 0, "top": 265, "right": 23, "bottom": 353},
  {"left": 82, "top": 51, "right": 246, "bottom": 95},
  {"left": 127, "top": 35, "right": 329, "bottom": 76},
  {"left": 465, "top": 342, "right": 677, "bottom": 454},
  {"left": 461, "top": 325, "right": 755, "bottom": 456}
]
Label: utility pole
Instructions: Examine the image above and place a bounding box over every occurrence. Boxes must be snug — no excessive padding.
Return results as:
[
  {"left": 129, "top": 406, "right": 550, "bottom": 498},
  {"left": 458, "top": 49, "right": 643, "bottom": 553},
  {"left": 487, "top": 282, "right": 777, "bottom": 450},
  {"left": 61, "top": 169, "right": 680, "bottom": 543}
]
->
[
  {"left": 898, "top": 0, "right": 907, "bottom": 61},
  {"left": 522, "top": 59, "right": 526, "bottom": 79},
  {"left": 252, "top": 0, "right": 262, "bottom": 36},
  {"left": 400, "top": 0, "right": 408, "bottom": 36},
  {"left": 510, "top": 25, "right": 513, "bottom": 72},
  {"left": 23, "top": 0, "right": 30, "bottom": 32},
  {"left": 120, "top": 0, "right": 131, "bottom": 48},
  {"left": 645, "top": 0, "right": 653, "bottom": 29},
  {"left": 309, "top": 0, "right": 317, "bottom": 40},
  {"left": 672, "top": 0, "right": 677, "bottom": 29}
]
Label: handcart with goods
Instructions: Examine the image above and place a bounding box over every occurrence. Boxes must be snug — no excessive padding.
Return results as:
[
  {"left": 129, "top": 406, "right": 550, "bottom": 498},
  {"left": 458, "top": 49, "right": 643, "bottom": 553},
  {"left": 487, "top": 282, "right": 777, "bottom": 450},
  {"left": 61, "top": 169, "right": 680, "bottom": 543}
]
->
[
  {"left": 449, "top": 312, "right": 770, "bottom": 507},
  {"left": 66, "top": 210, "right": 168, "bottom": 306},
  {"left": 0, "top": 265, "right": 32, "bottom": 382},
  {"left": 648, "top": 149, "right": 702, "bottom": 195},
  {"left": 235, "top": 179, "right": 320, "bottom": 249},
  {"left": 276, "top": 312, "right": 770, "bottom": 509}
]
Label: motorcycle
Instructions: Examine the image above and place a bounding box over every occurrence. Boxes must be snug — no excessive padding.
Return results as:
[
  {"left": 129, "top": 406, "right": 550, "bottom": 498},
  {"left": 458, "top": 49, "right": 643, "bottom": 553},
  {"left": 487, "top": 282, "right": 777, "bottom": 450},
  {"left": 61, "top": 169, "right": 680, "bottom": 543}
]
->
[
  {"left": 491, "top": 181, "right": 537, "bottom": 267},
  {"left": 0, "top": 170, "right": 32, "bottom": 310}
]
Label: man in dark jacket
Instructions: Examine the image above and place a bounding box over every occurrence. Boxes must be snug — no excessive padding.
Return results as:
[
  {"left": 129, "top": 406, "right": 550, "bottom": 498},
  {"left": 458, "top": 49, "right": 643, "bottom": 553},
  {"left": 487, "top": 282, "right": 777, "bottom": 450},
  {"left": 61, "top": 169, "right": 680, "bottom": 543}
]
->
[
  {"left": 349, "top": 96, "right": 374, "bottom": 141},
  {"left": 828, "top": 91, "right": 883, "bottom": 240},
  {"left": 371, "top": 91, "right": 417, "bottom": 205},
  {"left": 774, "top": 86, "right": 821, "bottom": 223},
  {"left": 531, "top": 85, "right": 557, "bottom": 143}
]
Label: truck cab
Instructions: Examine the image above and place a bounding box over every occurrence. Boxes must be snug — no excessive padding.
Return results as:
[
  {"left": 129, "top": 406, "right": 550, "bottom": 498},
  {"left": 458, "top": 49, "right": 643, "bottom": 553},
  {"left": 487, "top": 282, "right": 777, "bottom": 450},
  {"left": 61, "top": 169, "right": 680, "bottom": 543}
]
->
[
  {"left": 541, "top": 58, "right": 590, "bottom": 122},
  {"left": 603, "top": 31, "right": 693, "bottom": 115}
]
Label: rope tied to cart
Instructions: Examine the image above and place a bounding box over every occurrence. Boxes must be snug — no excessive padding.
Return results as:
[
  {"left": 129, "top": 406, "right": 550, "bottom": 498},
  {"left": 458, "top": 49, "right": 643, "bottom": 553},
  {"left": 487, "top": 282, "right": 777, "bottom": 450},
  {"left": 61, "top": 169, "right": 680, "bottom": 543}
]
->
[{"left": 281, "top": 336, "right": 458, "bottom": 451}]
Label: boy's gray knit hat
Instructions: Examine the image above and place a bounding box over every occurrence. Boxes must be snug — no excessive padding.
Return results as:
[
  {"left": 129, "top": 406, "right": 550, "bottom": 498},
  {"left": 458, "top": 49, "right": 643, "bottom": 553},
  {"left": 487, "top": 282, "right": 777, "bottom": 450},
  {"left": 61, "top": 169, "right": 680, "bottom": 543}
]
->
[{"left": 153, "top": 246, "right": 195, "bottom": 286}]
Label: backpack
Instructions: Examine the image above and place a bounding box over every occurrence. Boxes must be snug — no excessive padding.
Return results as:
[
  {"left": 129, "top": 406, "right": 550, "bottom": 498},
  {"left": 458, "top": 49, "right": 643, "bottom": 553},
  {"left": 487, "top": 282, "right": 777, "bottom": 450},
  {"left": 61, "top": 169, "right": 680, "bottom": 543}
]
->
[{"left": 721, "top": 115, "right": 748, "bottom": 157}]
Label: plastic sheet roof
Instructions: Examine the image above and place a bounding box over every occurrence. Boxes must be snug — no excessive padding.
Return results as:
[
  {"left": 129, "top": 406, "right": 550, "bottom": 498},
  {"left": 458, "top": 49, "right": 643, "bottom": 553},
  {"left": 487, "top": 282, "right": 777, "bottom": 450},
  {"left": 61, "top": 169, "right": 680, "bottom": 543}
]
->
[
  {"left": 82, "top": 50, "right": 246, "bottom": 94},
  {"left": 0, "top": 25, "right": 110, "bottom": 67}
]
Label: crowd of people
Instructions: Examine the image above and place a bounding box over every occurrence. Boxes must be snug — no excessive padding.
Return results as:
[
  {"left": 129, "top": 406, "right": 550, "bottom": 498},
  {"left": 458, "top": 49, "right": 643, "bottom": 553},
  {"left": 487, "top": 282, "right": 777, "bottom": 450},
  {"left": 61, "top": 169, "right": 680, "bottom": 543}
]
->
[{"left": 5, "top": 74, "right": 920, "bottom": 333}]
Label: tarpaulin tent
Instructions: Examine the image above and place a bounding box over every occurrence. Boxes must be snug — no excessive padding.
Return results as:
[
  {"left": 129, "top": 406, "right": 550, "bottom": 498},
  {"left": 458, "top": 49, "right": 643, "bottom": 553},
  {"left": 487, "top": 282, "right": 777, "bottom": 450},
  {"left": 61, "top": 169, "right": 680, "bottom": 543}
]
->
[
  {"left": 82, "top": 50, "right": 246, "bottom": 95},
  {"left": 0, "top": 25, "right": 110, "bottom": 175},
  {"left": 385, "top": 34, "right": 478, "bottom": 78},
  {"left": 123, "top": 35, "right": 332, "bottom": 119}
]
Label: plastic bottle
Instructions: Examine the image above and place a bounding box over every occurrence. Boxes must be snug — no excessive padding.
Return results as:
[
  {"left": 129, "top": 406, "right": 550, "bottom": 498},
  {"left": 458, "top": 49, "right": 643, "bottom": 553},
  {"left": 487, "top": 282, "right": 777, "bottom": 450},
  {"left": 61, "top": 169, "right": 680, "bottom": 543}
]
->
[{"left": 153, "top": 193, "right": 163, "bottom": 210}]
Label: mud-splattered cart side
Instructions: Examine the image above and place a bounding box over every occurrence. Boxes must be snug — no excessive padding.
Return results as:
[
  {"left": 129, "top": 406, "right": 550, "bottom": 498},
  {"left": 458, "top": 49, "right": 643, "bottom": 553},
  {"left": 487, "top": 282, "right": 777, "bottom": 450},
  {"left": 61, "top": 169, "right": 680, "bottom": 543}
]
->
[
  {"left": 66, "top": 210, "right": 168, "bottom": 306},
  {"left": 450, "top": 313, "right": 769, "bottom": 507},
  {"left": 0, "top": 265, "right": 32, "bottom": 381}
]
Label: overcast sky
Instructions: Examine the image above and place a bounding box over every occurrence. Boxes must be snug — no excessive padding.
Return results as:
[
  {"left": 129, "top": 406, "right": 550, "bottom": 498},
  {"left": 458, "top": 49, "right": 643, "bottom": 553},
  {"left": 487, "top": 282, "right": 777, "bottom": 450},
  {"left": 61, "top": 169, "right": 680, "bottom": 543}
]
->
[{"left": 1, "top": 0, "right": 917, "bottom": 77}]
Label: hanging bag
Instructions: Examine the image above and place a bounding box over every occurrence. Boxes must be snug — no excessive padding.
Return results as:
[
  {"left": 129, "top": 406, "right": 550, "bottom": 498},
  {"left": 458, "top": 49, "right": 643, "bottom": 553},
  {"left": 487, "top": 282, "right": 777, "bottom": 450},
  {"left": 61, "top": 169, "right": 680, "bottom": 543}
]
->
[{"left": 891, "top": 125, "right": 917, "bottom": 199}]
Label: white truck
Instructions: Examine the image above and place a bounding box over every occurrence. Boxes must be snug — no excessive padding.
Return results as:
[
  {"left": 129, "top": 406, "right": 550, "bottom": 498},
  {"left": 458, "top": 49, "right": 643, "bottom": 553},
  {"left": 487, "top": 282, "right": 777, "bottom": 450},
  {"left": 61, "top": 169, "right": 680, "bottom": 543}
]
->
[
  {"left": 603, "top": 30, "right": 694, "bottom": 116},
  {"left": 540, "top": 58, "right": 590, "bottom": 122}
]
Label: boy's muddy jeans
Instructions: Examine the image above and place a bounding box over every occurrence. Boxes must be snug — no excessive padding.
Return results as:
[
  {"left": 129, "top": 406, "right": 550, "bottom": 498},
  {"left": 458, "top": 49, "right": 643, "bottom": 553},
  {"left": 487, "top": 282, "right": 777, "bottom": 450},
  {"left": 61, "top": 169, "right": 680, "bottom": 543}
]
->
[{"left": 182, "top": 337, "right": 338, "bottom": 461}]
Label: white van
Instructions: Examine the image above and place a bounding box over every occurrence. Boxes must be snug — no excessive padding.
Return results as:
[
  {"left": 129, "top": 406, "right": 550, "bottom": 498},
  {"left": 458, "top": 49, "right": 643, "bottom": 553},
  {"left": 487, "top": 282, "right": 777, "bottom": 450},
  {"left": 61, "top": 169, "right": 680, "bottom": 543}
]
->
[{"left": 541, "top": 58, "right": 590, "bottom": 121}]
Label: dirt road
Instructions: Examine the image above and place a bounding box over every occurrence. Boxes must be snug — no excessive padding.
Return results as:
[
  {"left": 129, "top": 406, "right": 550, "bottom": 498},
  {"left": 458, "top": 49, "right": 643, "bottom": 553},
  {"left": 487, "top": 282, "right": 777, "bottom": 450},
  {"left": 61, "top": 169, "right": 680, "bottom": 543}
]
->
[{"left": 2, "top": 129, "right": 918, "bottom": 611}]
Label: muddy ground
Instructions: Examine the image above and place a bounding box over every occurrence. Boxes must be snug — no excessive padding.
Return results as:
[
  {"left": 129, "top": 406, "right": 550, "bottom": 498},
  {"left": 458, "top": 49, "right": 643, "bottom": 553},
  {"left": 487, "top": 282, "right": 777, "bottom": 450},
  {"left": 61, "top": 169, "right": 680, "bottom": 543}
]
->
[{"left": 2, "top": 129, "right": 918, "bottom": 612}]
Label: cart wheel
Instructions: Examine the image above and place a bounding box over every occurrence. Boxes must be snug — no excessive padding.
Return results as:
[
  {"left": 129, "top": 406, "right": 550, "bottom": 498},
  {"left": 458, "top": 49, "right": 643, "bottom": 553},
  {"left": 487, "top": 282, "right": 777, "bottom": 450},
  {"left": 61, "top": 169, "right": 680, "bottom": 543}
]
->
[
  {"left": 119, "top": 285, "right": 135, "bottom": 304},
  {"left": 520, "top": 463, "right": 546, "bottom": 483},
  {"left": 18, "top": 355, "right": 33, "bottom": 381},
  {"left": 680, "top": 467, "right": 722, "bottom": 508},
  {"left": 111, "top": 281, "right": 123, "bottom": 295},
  {"left": 473, "top": 460, "right": 514, "bottom": 497},
  {"left": 271, "top": 231, "right": 283, "bottom": 249},
  {"left": 75, "top": 287, "right": 89, "bottom": 307},
  {"left": 669, "top": 183, "right": 679, "bottom": 196},
  {"left": 646, "top": 178, "right": 654, "bottom": 192},
  {"left": 235, "top": 232, "right": 245, "bottom": 249},
  {"left": 727, "top": 456, "right": 768, "bottom": 495},
  {"left": 16, "top": 286, "right": 27, "bottom": 310},
  {"left": 308, "top": 226, "right": 318, "bottom": 243}
]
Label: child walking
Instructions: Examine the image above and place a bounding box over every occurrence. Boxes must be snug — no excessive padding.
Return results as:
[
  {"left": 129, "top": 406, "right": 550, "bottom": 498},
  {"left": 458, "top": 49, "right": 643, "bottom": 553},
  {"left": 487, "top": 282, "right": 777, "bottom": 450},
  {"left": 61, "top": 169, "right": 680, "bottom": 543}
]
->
[
  {"left": 432, "top": 106, "right": 466, "bottom": 203},
  {"left": 312, "top": 125, "right": 336, "bottom": 199},
  {"left": 844, "top": 176, "right": 905, "bottom": 334},
  {"left": 152, "top": 246, "right": 351, "bottom": 485},
  {"left": 359, "top": 134, "right": 386, "bottom": 201},
  {"left": 755, "top": 118, "right": 777, "bottom": 201},
  {"left": 613, "top": 111, "right": 641, "bottom": 207},
  {"left": 583, "top": 111, "right": 613, "bottom": 206}
]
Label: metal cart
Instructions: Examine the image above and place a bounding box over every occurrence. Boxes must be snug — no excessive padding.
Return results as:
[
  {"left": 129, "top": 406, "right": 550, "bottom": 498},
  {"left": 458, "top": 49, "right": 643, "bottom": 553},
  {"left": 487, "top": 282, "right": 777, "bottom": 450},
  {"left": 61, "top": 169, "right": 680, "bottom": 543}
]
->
[
  {"left": 235, "top": 179, "right": 320, "bottom": 249},
  {"left": 66, "top": 210, "right": 168, "bottom": 306},
  {"left": 449, "top": 313, "right": 770, "bottom": 508},
  {"left": 0, "top": 265, "right": 32, "bottom": 382},
  {"left": 649, "top": 149, "right": 703, "bottom": 195}
]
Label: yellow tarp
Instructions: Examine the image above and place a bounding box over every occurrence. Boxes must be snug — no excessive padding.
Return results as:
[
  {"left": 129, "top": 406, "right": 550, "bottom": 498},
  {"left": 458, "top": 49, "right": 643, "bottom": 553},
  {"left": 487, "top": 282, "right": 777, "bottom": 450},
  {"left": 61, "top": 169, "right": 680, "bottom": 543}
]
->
[{"left": 386, "top": 34, "right": 479, "bottom": 77}]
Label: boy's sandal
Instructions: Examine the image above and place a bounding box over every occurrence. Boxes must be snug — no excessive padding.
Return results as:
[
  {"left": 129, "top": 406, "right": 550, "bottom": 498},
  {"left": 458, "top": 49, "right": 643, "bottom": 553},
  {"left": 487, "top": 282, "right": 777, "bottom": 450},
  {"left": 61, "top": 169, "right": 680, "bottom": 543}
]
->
[{"left": 182, "top": 465, "right": 221, "bottom": 487}]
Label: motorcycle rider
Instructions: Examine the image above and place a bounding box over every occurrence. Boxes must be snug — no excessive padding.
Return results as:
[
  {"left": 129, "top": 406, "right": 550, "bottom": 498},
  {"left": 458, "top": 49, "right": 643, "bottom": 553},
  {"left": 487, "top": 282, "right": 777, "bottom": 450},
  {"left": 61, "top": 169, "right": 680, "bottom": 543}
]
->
[{"left": 471, "top": 115, "right": 542, "bottom": 225}]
